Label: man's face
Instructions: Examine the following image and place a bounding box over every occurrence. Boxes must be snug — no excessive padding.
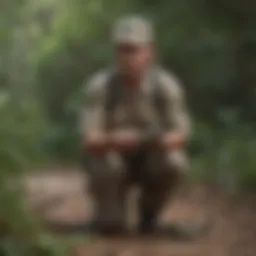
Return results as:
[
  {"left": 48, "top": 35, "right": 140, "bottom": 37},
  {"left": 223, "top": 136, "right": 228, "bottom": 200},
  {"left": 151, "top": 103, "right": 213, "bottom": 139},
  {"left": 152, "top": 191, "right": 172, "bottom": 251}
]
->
[{"left": 115, "top": 43, "right": 152, "bottom": 76}]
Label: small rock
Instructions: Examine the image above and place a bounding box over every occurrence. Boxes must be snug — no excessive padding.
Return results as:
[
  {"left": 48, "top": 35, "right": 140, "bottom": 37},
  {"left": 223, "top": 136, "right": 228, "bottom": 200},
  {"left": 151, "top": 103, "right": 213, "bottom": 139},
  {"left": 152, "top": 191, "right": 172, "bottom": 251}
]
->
[{"left": 119, "top": 250, "right": 136, "bottom": 256}]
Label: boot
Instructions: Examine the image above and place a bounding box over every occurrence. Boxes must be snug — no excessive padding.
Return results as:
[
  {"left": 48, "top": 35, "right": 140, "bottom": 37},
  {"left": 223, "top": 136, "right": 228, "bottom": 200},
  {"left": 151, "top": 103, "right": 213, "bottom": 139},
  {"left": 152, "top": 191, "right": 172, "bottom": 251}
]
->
[
  {"left": 86, "top": 220, "right": 127, "bottom": 236},
  {"left": 138, "top": 209, "right": 158, "bottom": 234}
]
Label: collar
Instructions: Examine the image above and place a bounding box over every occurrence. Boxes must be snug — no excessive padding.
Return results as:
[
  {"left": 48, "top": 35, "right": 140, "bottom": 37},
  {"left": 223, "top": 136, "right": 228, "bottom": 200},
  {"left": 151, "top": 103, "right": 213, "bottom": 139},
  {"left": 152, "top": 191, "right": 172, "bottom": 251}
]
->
[{"left": 114, "top": 65, "right": 156, "bottom": 94}]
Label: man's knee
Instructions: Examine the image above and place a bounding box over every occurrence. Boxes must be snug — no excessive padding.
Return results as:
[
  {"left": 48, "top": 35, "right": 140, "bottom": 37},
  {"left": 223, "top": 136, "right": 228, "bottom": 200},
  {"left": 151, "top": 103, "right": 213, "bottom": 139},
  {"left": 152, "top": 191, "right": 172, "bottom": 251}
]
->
[
  {"left": 146, "top": 150, "right": 189, "bottom": 188},
  {"left": 83, "top": 152, "right": 127, "bottom": 197},
  {"left": 84, "top": 152, "right": 125, "bottom": 177},
  {"left": 148, "top": 150, "right": 188, "bottom": 175},
  {"left": 165, "top": 150, "right": 189, "bottom": 177}
]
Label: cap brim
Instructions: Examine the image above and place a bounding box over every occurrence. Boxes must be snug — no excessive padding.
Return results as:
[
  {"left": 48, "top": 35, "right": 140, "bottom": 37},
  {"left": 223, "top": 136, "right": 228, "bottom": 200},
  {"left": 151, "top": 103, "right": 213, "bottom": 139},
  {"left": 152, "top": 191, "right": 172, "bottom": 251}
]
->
[{"left": 113, "top": 33, "right": 152, "bottom": 45}]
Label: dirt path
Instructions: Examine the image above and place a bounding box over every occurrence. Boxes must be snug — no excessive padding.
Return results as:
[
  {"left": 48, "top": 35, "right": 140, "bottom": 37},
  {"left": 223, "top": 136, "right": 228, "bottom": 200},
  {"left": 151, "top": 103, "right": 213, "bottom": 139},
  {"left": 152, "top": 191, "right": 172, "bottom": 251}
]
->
[{"left": 24, "top": 169, "right": 256, "bottom": 256}]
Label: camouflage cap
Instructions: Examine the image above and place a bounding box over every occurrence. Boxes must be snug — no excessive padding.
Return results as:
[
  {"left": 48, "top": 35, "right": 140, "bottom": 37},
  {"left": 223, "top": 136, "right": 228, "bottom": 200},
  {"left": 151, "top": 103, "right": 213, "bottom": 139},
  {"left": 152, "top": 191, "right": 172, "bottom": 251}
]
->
[{"left": 112, "top": 16, "right": 154, "bottom": 45}]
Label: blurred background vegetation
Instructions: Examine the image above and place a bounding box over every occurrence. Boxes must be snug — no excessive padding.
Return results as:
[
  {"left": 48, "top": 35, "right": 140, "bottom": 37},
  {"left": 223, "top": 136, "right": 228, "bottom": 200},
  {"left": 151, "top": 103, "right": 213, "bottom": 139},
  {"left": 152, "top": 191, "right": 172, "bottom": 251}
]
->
[{"left": 0, "top": 0, "right": 256, "bottom": 255}]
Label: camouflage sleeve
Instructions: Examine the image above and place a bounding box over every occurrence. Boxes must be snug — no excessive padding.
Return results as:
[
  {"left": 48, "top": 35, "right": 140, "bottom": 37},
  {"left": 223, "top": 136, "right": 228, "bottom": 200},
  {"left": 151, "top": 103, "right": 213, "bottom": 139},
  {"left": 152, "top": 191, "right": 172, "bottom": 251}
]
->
[
  {"left": 79, "top": 72, "right": 107, "bottom": 136},
  {"left": 160, "top": 72, "right": 191, "bottom": 138}
]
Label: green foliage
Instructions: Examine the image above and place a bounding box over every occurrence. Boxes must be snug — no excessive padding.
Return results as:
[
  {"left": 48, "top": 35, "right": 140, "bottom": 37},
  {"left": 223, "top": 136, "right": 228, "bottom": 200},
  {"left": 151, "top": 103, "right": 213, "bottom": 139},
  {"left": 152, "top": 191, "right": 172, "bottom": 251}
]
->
[
  {"left": 190, "top": 124, "right": 256, "bottom": 192},
  {"left": 0, "top": 92, "right": 67, "bottom": 255}
]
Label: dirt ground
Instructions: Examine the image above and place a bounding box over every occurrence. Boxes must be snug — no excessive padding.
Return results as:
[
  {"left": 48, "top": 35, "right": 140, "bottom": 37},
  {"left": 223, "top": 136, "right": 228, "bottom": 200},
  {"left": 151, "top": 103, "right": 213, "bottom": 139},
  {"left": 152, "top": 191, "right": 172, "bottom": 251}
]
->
[{"left": 24, "top": 167, "right": 256, "bottom": 256}]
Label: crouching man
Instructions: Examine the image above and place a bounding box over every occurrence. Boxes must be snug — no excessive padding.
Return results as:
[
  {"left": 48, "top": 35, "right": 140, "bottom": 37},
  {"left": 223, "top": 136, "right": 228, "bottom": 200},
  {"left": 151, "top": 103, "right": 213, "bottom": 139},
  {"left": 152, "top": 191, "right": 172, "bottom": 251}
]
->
[{"left": 79, "top": 15, "right": 191, "bottom": 235}]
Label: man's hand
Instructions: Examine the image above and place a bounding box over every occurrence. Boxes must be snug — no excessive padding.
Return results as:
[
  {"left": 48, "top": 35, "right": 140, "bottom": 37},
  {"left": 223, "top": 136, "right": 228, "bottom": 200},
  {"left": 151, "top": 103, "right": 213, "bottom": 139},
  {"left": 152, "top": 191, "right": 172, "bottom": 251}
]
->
[
  {"left": 159, "top": 131, "right": 186, "bottom": 150},
  {"left": 83, "top": 133, "right": 109, "bottom": 154},
  {"left": 110, "top": 129, "right": 142, "bottom": 151}
]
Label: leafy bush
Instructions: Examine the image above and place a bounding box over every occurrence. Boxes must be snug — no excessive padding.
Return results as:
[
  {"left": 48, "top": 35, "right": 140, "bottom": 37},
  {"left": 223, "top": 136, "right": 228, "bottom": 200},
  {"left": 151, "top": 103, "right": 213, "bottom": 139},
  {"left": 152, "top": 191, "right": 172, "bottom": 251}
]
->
[{"left": 0, "top": 92, "right": 67, "bottom": 256}]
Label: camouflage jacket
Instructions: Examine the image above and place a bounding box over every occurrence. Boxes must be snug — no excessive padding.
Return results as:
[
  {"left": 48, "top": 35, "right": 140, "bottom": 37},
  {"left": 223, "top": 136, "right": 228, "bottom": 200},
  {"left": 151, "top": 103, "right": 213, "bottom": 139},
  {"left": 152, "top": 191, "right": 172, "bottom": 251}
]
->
[{"left": 79, "top": 67, "right": 191, "bottom": 137}]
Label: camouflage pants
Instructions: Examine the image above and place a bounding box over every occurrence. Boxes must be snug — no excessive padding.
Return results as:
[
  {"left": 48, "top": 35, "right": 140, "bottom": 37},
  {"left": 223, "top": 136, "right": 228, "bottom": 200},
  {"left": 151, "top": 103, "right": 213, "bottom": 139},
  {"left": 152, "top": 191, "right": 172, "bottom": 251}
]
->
[{"left": 83, "top": 150, "right": 189, "bottom": 229}]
